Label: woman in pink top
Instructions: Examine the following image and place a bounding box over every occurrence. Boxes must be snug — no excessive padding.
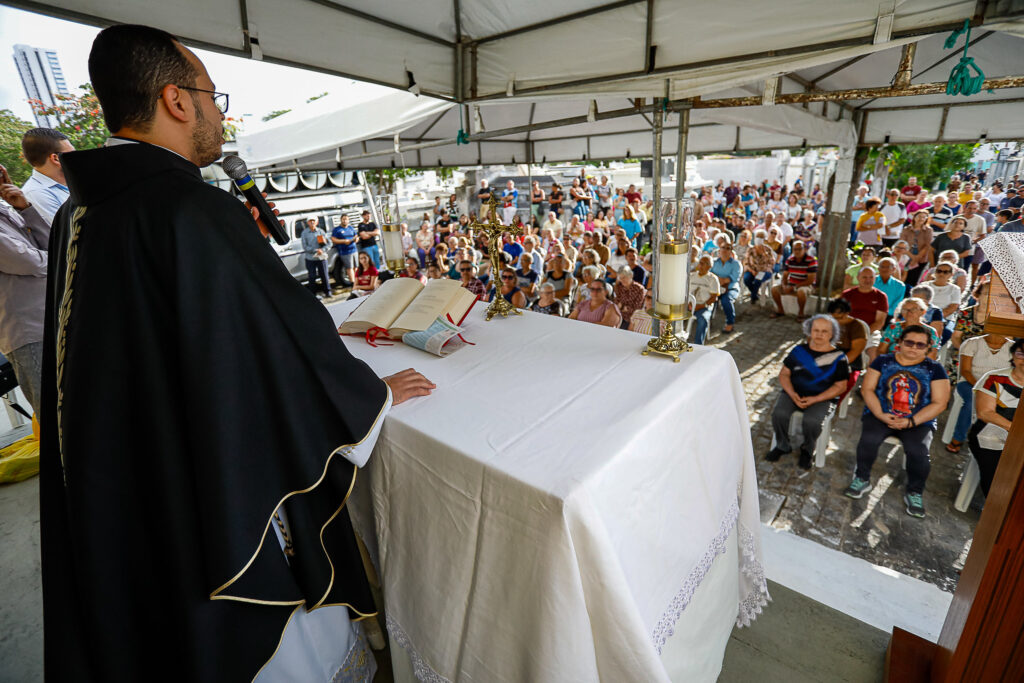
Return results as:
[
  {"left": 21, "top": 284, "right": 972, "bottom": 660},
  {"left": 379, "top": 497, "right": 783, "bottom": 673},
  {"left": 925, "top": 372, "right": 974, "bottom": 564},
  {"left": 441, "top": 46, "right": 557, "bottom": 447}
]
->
[
  {"left": 569, "top": 280, "right": 622, "bottom": 327},
  {"left": 906, "top": 190, "right": 932, "bottom": 218}
]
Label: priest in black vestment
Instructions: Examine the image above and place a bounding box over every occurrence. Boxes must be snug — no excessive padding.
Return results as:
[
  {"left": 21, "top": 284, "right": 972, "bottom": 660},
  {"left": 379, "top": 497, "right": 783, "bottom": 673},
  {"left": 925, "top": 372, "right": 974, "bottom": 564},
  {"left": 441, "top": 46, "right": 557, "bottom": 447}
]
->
[{"left": 40, "top": 25, "right": 435, "bottom": 682}]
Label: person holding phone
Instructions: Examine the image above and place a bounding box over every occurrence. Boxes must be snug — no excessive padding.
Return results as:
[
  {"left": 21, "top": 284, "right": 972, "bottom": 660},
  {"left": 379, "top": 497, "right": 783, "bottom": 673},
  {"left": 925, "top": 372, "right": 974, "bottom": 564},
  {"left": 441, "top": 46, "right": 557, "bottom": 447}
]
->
[{"left": 0, "top": 164, "right": 49, "bottom": 417}]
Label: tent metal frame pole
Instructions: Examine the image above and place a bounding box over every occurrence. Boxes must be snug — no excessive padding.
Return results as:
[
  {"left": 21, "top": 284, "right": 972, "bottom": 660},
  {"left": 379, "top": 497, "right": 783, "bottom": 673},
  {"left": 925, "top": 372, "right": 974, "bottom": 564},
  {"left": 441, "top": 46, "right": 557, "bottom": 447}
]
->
[
  {"left": 652, "top": 102, "right": 663, "bottom": 249},
  {"left": 675, "top": 108, "right": 689, "bottom": 203}
]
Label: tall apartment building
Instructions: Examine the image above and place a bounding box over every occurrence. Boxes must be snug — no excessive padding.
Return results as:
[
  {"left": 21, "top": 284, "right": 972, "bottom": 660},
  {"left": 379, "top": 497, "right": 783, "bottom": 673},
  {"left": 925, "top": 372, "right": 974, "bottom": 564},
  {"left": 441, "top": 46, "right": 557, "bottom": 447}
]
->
[{"left": 13, "top": 44, "right": 69, "bottom": 127}]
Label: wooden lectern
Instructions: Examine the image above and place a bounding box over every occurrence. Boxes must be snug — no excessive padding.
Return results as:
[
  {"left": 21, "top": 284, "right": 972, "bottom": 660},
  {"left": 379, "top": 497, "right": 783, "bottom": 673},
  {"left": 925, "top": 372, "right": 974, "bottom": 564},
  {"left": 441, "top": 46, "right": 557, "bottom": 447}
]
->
[{"left": 886, "top": 271, "right": 1024, "bottom": 682}]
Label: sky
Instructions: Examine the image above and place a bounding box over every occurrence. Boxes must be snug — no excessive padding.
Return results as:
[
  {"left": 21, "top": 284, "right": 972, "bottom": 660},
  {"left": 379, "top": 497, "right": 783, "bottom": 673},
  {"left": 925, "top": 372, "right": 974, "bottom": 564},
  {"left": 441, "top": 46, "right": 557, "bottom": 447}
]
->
[{"left": 0, "top": 5, "right": 391, "bottom": 130}]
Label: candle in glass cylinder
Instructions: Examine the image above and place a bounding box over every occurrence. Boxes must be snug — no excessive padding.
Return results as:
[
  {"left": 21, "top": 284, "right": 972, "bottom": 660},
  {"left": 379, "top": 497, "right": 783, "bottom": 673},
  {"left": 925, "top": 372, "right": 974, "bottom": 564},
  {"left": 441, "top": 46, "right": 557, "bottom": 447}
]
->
[{"left": 654, "top": 242, "right": 688, "bottom": 318}]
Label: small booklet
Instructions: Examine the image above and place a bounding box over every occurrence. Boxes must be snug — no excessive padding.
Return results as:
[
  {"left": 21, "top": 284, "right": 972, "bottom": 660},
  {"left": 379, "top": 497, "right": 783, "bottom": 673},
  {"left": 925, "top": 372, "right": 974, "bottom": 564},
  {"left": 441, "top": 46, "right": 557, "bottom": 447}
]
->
[
  {"left": 338, "top": 277, "right": 478, "bottom": 337},
  {"left": 401, "top": 316, "right": 470, "bottom": 357}
]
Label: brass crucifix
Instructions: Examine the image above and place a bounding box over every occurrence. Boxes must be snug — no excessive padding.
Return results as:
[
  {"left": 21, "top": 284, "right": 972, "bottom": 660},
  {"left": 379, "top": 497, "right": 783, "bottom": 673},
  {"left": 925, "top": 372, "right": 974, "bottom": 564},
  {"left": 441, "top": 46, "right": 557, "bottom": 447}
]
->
[{"left": 470, "top": 194, "right": 523, "bottom": 321}]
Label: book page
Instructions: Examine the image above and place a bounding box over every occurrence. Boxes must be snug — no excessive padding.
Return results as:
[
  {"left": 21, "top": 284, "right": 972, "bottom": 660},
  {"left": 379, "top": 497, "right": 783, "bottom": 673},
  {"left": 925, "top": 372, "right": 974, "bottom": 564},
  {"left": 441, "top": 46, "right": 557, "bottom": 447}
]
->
[
  {"left": 338, "top": 278, "right": 423, "bottom": 334},
  {"left": 389, "top": 278, "right": 464, "bottom": 335},
  {"left": 444, "top": 286, "right": 479, "bottom": 325}
]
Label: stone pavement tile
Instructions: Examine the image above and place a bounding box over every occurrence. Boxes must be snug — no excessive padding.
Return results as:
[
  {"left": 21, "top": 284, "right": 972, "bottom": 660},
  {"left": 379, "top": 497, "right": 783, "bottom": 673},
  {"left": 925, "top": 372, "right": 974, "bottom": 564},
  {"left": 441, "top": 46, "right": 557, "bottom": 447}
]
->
[{"left": 706, "top": 300, "right": 980, "bottom": 593}]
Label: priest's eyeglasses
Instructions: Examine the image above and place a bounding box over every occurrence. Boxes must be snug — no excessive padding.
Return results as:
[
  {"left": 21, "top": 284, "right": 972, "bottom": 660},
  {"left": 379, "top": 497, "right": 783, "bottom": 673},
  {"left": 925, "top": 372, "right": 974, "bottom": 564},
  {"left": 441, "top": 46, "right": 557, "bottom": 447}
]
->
[{"left": 175, "top": 86, "right": 230, "bottom": 114}]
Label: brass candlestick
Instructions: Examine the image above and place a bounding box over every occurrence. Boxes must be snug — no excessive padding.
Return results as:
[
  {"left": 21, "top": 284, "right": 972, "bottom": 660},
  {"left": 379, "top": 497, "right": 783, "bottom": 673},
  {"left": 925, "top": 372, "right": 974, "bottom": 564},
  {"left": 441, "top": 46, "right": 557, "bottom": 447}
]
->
[
  {"left": 470, "top": 195, "right": 523, "bottom": 321},
  {"left": 641, "top": 198, "right": 695, "bottom": 362}
]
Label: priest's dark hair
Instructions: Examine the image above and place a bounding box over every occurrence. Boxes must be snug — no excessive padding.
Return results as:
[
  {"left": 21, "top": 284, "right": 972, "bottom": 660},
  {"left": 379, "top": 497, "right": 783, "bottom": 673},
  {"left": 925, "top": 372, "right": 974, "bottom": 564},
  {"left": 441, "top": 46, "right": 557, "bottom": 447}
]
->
[
  {"left": 21, "top": 127, "right": 69, "bottom": 167},
  {"left": 88, "top": 24, "right": 198, "bottom": 133}
]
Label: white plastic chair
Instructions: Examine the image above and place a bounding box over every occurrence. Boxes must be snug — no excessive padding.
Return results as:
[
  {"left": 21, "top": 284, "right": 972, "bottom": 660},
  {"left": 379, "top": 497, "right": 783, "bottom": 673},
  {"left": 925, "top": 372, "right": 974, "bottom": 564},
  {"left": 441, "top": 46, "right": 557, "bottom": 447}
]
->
[
  {"left": 769, "top": 407, "right": 835, "bottom": 468},
  {"left": 941, "top": 389, "right": 965, "bottom": 445},
  {"left": 838, "top": 319, "right": 871, "bottom": 420},
  {"left": 954, "top": 458, "right": 981, "bottom": 512}
]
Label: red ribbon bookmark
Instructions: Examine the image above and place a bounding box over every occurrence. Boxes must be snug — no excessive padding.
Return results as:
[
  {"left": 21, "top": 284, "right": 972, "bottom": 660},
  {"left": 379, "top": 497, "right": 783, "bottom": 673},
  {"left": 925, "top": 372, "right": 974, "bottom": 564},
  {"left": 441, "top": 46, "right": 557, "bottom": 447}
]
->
[{"left": 365, "top": 326, "right": 394, "bottom": 347}]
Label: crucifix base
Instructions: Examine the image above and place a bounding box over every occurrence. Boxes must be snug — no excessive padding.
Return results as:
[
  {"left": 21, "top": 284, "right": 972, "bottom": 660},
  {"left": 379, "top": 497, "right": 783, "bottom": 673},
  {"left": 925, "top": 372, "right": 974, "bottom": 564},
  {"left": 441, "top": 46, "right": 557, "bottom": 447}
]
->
[{"left": 485, "top": 296, "right": 522, "bottom": 321}]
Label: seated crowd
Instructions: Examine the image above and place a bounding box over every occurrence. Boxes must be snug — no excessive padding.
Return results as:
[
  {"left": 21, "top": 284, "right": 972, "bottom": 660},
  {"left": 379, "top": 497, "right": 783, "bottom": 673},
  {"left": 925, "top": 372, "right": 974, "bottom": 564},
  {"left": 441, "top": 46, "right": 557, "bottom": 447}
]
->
[{"left": 337, "top": 170, "right": 1022, "bottom": 520}]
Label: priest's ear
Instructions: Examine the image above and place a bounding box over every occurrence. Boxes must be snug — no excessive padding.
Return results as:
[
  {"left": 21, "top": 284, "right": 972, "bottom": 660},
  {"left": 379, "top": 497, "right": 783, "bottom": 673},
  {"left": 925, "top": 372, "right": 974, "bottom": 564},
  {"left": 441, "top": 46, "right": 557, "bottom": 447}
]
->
[{"left": 157, "top": 84, "right": 194, "bottom": 124}]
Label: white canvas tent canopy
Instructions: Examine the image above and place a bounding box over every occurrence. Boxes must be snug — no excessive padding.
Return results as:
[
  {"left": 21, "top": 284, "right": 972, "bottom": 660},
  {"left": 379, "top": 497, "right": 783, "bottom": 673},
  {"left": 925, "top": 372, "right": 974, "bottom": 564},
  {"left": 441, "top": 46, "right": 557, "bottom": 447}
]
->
[{"left": 11, "top": 0, "right": 1024, "bottom": 172}]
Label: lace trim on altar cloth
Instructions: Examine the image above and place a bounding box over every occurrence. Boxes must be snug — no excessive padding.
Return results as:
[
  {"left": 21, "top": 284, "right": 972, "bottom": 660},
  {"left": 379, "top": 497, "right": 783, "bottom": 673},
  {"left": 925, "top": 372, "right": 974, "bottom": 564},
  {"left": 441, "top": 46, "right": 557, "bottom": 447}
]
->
[
  {"left": 330, "top": 624, "right": 376, "bottom": 683},
  {"left": 651, "top": 500, "right": 740, "bottom": 653},
  {"left": 737, "top": 521, "right": 770, "bottom": 628},
  {"left": 386, "top": 613, "right": 453, "bottom": 683},
  {"left": 979, "top": 233, "right": 1024, "bottom": 308}
]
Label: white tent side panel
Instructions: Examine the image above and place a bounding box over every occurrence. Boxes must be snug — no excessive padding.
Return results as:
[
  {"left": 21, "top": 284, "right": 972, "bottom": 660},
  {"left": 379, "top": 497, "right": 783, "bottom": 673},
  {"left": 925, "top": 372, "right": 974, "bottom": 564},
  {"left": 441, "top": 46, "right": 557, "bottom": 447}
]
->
[
  {"left": 862, "top": 109, "right": 946, "bottom": 144},
  {"left": 943, "top": 101, "right": 1024, "bottom": 141},
  {"left": 245, "top": 1, "right": 454, "bottom": 95},
  {"left": 474, "top": 6, "right": 647, "bottom": 96}
]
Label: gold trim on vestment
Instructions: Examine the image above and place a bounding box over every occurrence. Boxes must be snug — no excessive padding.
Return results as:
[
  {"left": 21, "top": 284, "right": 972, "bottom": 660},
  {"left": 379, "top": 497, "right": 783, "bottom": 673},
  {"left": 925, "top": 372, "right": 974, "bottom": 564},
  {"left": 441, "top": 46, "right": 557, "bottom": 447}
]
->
[
  {"left": 249, "top": 604, "right": 303, "bottom": 683},
  {"left": 55, "top": 206, "right": 88, "bottom": 485},
  {"left": 311, "top": 464, "right": 360, "bottom": 608},
  {"left": 209, "top": 393, "right": 388, "bottom": 604}
]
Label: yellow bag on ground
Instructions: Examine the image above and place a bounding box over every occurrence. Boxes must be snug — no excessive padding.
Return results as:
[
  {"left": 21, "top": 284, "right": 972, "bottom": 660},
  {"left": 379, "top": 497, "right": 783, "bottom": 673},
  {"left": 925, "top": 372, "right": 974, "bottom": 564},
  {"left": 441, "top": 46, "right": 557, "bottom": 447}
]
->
[{"left": 0, "top": 416, "right": 40, "bottom": 483}]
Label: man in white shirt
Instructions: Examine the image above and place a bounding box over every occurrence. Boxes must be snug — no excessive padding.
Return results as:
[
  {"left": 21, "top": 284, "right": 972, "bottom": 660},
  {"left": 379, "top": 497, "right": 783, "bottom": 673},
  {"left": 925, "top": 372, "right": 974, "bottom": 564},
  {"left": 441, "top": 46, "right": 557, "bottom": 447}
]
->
[
  {"left": 879, "top": 189, "right": 906, "bottom": 248},
  {"left": 689, "top": 254, "right": 721, "bottom": 345},
  {"left": 20, "top": 128, "right": 74, "bottom": 226},
  {"left": 542, "top": 211, "right": 563, "bottom": 239},
  {"left": 773, "top": 212, "right": 793, "bottom": 245}
]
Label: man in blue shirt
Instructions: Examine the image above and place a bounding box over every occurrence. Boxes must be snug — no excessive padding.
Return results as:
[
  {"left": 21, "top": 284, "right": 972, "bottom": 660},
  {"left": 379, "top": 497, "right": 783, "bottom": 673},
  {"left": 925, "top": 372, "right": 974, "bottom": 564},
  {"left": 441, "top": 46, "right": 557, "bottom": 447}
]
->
[
  {"left": 330, "top": 213, "right": 359, "bottom": 285},
  {"left": 740, "top": 184, "right": 757, "bottom": 219},
  {"left": 874, "top": 257, "right": 905, "bottom": 318},
  {"left": 501, "top": 232, "right": 523, "bottom": 265},
  {"left": 20, "top": 128, "right": 74, "bottom": 226},
  {"left": 711, "top": 243, "right": 742, "bottom": 333}
]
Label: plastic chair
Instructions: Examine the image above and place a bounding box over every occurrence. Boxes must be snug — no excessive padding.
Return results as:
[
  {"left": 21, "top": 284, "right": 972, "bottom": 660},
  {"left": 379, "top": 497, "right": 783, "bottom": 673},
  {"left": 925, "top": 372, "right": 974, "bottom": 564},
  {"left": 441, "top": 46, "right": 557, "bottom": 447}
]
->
[
  {"left": 769, "top": 407, "right": 835, "bottom": 468},
  {"left": 942, "top": 389, "right": 965, "bottom": 445},
  {"left": 954, "top": 457, "right": 980, "bottom": 512},
  {"left": 838, "top": 320, "right": 872, "bottom": 420}
]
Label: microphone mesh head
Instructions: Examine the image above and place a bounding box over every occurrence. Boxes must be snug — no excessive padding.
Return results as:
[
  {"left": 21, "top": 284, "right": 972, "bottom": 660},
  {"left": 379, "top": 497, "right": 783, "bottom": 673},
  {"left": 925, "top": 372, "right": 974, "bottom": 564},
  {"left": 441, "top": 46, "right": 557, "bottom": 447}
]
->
[{"left": 221, "top": 155, "right": 249, "bottom": 179}]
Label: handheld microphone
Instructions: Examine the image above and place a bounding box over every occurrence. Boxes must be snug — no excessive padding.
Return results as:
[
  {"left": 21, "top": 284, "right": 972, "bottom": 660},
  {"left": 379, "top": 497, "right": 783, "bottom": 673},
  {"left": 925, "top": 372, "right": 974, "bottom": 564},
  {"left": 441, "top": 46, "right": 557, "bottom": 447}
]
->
[{"left": 222, "top": 155, "right": 289, "bottom": 245}]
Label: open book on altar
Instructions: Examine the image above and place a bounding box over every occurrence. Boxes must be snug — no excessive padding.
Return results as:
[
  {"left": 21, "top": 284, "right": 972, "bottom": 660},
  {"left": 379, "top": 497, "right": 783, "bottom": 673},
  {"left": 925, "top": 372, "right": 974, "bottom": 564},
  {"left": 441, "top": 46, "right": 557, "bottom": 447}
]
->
[{"left": 338, "top": 277, "right": 478, "bottom": 338}]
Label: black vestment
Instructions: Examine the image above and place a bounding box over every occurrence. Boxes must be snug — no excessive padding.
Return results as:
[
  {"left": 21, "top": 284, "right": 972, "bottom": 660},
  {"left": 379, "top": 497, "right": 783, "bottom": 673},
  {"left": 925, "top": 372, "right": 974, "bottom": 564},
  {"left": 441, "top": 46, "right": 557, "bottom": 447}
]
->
[{"left": 40, "top": 141, "right": 388, "bottom": 682}]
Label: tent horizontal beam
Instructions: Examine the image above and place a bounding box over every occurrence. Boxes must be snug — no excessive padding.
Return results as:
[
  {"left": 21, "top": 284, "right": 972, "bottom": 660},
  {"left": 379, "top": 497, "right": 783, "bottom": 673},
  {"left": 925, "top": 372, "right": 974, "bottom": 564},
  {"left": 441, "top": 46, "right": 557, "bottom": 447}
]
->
[
  {"left": 857, "top": 137, "right": 1024, "bottom": 147},
  {"left": 865, "top": 96, "right": 1024, "bottom": 112},
  {"left": 692, "top": 75, "right": 1024, "bottom": 107}
]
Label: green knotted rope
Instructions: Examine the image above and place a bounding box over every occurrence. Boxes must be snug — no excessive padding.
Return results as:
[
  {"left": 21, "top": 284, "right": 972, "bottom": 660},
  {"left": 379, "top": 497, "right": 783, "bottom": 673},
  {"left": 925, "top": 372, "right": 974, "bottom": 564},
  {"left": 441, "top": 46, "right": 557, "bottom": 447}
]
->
[
  {"left": 456, "top": 106, "right": 470, "bottom": 145},
  {"left": 945, "top": 19, "right": 987, "bottom": 97}
]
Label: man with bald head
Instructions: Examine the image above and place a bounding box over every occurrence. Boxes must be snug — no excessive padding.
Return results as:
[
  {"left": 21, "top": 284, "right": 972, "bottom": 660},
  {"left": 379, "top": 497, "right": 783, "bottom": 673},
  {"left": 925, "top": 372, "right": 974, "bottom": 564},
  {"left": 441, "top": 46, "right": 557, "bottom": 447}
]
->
[{"left": 40, "top": 24, "right": 433, "bottom": 682}]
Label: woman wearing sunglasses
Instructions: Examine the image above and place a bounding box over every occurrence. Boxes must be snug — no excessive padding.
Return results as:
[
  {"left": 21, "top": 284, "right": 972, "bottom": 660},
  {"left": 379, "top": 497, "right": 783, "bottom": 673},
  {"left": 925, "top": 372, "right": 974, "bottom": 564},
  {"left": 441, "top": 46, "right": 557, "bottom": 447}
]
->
[
  {"left": 487, "top": 266, "right": 527, "bottom": 309},
  {"left": 844, "top": 324, "right": 950, "bottom": 519}
]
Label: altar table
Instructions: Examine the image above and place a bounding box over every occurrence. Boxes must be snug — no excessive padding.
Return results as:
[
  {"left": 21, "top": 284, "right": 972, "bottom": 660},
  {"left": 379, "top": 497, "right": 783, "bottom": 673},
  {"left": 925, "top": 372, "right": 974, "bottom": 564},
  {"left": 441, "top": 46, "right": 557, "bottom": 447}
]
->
[{"left": 327, "top": 299, "right": 767, "bottom": 682}]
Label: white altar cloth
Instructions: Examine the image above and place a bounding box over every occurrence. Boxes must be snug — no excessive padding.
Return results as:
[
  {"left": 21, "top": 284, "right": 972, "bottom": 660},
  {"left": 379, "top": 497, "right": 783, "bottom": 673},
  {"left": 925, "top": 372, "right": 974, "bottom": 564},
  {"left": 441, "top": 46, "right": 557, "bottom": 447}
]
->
[{"left": 327, "top": 299, "right": 768, "bottom": 681}]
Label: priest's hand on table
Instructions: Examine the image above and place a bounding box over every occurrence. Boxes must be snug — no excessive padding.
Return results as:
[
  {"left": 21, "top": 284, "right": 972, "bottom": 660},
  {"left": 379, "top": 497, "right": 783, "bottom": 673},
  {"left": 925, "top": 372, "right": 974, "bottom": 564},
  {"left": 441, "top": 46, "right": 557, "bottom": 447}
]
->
[{"left": 383, "top": 368, "right": 437, "bottom": 405}]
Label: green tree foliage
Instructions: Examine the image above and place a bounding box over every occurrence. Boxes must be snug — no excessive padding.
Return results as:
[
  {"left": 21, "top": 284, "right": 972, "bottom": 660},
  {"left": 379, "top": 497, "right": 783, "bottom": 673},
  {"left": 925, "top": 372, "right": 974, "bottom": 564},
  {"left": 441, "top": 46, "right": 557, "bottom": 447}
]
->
[
  {"left": 365, "top": 168, "right": 418, "bottom": 195},
  {"left": 30, "top": 83, "right": 108, "bottom": 152},
  {"left": 262, "top": 108, "right": 292, "bottom": 122},
  {"left": 32, "top": 83, "right": 244, "bottom": 145},
  {"left": 0, "top": 109, "right": 34, "bottom": 184},
  {"left": 880, "top": 144, "right": 978, "bottom": 190}
]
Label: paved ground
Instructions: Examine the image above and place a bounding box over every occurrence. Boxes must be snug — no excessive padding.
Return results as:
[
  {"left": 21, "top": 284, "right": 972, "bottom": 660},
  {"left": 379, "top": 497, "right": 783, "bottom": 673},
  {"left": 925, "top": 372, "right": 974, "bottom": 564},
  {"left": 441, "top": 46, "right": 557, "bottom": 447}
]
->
[{"left": 704, "top": 298, "right": 979, "bottom": 593}]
